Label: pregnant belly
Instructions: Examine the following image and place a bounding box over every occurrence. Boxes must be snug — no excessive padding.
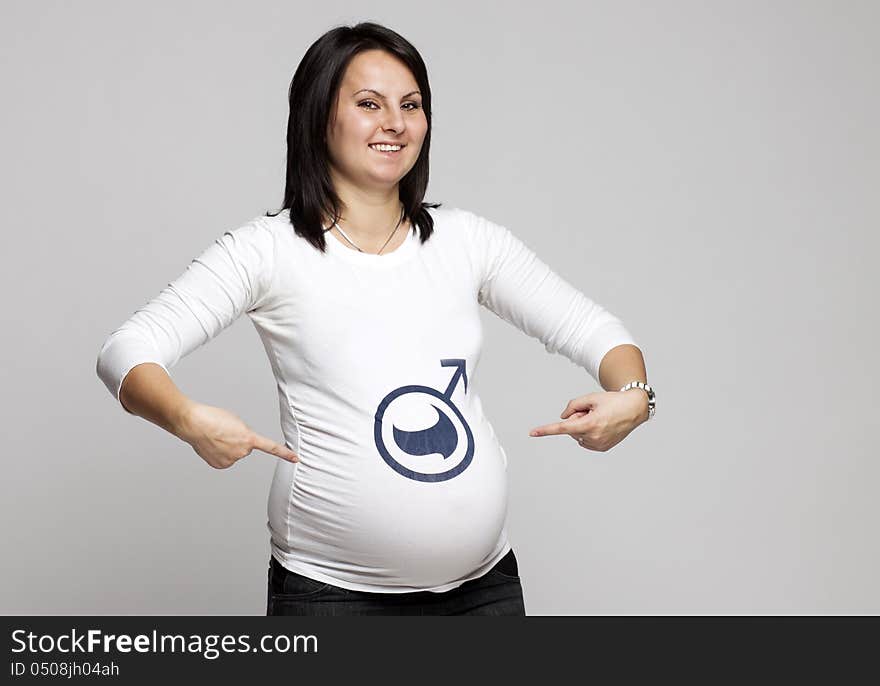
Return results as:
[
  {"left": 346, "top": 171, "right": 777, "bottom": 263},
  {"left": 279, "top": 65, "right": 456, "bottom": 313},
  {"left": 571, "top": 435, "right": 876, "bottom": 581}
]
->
[{"left": 285, "top": 436, "right": 510, "bottom": 587}]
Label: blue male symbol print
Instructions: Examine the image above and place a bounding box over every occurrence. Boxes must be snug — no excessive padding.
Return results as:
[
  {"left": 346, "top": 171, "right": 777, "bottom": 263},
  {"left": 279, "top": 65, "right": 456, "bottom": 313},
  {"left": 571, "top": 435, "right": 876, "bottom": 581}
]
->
[{"left": 373, "top": 359, "right": 475, "bottom": 482}]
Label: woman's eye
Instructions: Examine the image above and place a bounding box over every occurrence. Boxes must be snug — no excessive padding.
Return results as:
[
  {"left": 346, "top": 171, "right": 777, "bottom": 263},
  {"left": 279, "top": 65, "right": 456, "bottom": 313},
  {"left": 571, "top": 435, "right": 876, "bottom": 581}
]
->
[{"left": 358, "top": 101, "right": 422, "bottom": 111}]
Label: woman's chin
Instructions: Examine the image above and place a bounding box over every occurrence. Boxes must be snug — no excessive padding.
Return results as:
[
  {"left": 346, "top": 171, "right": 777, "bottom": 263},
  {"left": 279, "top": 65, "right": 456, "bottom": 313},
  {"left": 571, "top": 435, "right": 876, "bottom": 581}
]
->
[{"left": 362, "top": 170, "right": 408, "bottom": 188}]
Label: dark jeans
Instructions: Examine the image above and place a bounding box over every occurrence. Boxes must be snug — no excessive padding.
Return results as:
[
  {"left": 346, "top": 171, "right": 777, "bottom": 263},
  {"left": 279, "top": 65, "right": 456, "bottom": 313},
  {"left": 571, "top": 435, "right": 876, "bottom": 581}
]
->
[{"left": 266, "top": 549, "right": 526, "bottom": 616}]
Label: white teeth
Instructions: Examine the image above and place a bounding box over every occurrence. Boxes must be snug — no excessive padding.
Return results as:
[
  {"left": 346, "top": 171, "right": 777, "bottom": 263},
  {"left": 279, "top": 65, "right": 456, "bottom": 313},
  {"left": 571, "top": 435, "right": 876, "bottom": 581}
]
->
[{"left": 369, "top": 144, "right": 402, "bottom": 151}]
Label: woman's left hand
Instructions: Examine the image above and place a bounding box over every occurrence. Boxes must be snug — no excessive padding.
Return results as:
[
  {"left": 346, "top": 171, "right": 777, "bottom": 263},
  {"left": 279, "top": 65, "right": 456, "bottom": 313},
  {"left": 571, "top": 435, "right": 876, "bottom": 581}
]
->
[{"left": 528, "top": 391, "right": 649, "bottom": 452}]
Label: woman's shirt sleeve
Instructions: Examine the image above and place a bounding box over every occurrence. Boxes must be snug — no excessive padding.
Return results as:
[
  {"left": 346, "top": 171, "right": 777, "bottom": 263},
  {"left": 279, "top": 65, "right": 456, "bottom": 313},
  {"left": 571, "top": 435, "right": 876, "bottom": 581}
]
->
[
  {"left": 95, "top": 216, "right": 276, "bottom": 414},
  {"left": 466, "top": 209, "right": 639, "bottom": 384}
]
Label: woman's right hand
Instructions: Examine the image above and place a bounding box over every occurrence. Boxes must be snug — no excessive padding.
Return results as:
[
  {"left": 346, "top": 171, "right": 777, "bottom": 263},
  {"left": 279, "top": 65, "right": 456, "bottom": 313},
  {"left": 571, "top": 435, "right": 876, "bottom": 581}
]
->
[{"left": 174, "top": 401, "right": 299, "bottom": 469}]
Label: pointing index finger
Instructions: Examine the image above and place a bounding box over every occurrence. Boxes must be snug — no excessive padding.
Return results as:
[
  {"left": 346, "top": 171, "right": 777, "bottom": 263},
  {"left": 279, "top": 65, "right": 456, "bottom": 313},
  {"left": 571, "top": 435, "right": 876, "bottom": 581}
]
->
[
  {"left": 529, "top": 421, "right": 571, "bottom": 437},
  {"left": 251, "top": 433, "right": 299, "bottom": 462}
]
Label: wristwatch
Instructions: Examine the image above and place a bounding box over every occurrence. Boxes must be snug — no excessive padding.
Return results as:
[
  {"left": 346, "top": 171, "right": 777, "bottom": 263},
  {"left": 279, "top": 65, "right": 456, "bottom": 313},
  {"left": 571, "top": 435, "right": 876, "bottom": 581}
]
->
[{"left": 619, "top": 381, "right": 655, "bottom": 421}]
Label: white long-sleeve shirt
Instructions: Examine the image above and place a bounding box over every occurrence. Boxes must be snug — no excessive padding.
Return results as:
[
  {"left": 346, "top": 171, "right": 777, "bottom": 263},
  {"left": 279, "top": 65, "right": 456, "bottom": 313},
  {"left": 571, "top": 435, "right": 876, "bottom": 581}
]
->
[{"left": 96, "top": 205, "right": 638, "bottom": 593}]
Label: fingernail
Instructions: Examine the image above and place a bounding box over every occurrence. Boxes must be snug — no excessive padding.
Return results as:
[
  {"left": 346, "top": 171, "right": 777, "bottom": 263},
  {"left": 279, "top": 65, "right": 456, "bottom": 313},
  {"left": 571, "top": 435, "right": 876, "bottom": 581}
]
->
[{"left": 529, "top": 430, "right": 539, "bottom": 437}]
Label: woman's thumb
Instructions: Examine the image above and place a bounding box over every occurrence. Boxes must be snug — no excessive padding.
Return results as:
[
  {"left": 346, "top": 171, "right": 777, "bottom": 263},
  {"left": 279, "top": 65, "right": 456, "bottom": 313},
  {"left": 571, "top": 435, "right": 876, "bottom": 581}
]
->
[{"left": 560, "top": 394, "right": 598, "bottom": 419}]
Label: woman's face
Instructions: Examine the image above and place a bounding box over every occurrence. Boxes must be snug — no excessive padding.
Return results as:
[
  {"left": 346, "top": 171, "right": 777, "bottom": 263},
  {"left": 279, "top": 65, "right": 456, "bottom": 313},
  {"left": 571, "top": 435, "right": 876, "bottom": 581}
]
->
[{"left": 326, "top": 49, "right": 428, "bottom": 193}]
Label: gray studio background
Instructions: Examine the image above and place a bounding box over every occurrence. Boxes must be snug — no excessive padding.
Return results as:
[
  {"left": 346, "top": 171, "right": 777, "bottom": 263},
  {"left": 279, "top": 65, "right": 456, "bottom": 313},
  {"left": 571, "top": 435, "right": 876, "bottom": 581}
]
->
[{"left": 2, "top": 1, "right": 877, "bottom": 615}]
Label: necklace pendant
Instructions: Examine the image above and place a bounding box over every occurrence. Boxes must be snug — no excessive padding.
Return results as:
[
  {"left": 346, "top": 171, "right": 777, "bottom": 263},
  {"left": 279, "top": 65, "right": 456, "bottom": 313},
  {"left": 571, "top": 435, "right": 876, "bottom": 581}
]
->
[{"left": 331, "top": 204, "right": 405, "bottom": 255}]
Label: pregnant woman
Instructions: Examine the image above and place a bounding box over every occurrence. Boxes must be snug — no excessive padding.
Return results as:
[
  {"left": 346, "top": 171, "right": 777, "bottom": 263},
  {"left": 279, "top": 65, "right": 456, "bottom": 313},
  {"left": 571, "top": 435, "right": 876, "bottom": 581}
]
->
[{"left": 96, "top": 22, "right": 655, "bottom": 616}]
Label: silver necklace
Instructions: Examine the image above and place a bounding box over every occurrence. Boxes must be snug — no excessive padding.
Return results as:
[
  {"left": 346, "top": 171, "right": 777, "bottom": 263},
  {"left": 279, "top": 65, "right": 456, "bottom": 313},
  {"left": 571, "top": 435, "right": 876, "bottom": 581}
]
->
[{"left": 327, "top": 204, "right": 405, "bottom": 254}]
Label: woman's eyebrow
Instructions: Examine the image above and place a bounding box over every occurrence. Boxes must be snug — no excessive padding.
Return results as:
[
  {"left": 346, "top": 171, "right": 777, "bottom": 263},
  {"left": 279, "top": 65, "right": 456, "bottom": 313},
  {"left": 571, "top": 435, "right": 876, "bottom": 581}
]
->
[{"left": 352, "top": 88, "right": 421, "bottom": 99}]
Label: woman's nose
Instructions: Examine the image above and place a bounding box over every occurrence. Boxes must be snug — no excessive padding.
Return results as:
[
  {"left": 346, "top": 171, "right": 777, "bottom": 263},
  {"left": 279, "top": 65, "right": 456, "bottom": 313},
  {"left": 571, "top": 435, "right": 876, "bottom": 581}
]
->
[{"left": 380, "top": 109, "right": 405, "bottom": 134}]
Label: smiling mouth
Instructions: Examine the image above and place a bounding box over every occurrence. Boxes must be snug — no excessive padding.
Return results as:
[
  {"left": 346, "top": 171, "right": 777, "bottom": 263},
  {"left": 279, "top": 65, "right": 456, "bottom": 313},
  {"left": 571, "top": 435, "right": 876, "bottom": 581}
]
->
[{"left": 368, "top": 144, "right": 405, "bottom": 154}]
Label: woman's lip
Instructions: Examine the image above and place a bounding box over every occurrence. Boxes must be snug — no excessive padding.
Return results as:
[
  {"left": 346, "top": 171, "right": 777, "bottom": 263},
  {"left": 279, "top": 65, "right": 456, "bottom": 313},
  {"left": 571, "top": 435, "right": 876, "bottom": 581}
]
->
[{"left": 368, "top": 145, "right": 405, "bottom": 155}]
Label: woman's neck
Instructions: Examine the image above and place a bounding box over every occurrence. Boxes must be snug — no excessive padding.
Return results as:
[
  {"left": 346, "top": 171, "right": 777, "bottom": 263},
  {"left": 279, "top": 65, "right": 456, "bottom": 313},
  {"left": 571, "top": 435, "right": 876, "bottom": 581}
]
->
[{"left": 325, "top": 199, "right": 408, "bottom": 250}]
